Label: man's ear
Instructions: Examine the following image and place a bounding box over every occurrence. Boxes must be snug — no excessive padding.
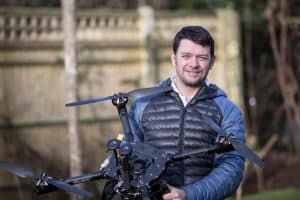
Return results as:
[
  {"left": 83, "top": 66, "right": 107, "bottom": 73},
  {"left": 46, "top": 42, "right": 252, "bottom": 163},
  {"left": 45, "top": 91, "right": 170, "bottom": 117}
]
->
[
  {"left": 170, "top": 52, "right": 176, "bottom": 67},
  {"left": 209, "top": 55, "right": 216, "bottom": 70}
]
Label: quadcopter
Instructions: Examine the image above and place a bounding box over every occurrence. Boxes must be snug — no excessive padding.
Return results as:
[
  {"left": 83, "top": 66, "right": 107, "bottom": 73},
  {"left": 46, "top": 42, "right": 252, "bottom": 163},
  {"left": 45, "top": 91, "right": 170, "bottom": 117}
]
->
[{"left": 0, "top": 86, "right": 265, "bottom": 199}]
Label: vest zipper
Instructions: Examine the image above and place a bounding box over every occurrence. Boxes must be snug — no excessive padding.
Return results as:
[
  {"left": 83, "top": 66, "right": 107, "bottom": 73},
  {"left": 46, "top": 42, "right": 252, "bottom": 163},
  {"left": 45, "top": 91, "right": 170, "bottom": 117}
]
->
[
  {"left": 170, "top": 91, "right": 188, "bottom": 185},
  {"left": 179, "top": 106, "right": 186, "bottom": 185}
]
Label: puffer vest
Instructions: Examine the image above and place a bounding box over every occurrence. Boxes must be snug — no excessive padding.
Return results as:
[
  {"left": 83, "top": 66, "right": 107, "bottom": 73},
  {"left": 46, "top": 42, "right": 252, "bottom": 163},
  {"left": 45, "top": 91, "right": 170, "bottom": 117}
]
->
[{"left": 141, "top": 84, "right": 223, "bottom": 186}]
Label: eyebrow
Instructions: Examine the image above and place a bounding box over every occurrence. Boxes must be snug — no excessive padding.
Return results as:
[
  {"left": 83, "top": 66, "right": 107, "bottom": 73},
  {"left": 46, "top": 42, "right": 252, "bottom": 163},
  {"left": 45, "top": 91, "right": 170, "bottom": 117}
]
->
[{"left": 180, "top": 52, "right": 209, "bottom": 57}]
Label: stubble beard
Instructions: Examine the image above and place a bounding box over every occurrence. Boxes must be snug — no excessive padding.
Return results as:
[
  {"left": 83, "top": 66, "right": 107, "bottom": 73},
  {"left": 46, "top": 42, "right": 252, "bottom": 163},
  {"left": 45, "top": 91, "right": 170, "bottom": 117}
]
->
[
  {"left": 182, "top": 77, "right": 205, "bottom": 88},
  {"left": 181, "top": 70, "right": 209, "bottom": 88}
]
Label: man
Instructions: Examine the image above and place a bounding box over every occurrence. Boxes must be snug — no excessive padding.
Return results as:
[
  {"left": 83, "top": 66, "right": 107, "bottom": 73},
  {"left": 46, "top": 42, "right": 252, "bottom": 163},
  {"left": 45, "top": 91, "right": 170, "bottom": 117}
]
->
[{"left": 128, "top": 26, "right": 245, "bottom": 200}]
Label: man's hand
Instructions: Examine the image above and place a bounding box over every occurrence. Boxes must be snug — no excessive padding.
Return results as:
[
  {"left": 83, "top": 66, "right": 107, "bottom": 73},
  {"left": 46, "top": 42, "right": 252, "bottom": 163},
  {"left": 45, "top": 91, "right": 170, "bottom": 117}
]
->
[
  {"left": 100, "top": 158, "right": 109, "bottom": 170},
  {"left": 162, "top": 185, "right": 187, "bottom": 200}
]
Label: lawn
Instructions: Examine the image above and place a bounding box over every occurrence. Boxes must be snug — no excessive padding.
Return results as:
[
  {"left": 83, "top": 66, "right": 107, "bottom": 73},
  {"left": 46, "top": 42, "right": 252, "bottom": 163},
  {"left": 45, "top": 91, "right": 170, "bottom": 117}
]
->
[{"left": 227, "top": 187, "right": 300, "bottom": 200}]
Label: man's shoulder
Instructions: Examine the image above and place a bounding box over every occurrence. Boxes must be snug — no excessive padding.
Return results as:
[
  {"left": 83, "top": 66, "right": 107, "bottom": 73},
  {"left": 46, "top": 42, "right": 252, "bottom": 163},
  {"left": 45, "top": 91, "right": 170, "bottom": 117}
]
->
[
  {"left": 209, "top": 84, "right": 242, "bottom": 114},
  {"left": 154, "top": 78, "right": 172, "bottom": 87},
  {"left": 133, "top": 78, "right": 172, "bottom": 103}
]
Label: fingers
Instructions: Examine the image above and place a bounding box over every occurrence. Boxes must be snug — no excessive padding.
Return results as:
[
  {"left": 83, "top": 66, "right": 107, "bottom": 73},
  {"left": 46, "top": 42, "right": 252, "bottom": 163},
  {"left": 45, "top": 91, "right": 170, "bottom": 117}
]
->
[
  {"left": 100, "top": 158, "right": 110, "bottom": 170},
  {"left": 162, "top": 185, "right": 187, "bottom": 200}
]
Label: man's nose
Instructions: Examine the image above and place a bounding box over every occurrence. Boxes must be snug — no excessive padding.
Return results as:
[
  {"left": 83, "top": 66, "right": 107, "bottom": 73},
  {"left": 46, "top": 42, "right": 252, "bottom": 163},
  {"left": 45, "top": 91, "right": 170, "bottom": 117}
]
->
[{"left": 190, "top": 56, "right": 200, "bottom": 67}]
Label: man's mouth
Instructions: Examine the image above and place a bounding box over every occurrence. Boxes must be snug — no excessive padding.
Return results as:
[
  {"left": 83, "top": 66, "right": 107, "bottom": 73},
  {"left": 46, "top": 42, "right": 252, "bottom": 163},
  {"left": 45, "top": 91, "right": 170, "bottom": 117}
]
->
[{"left": 186, "top": 70, "right": 201, "bottom": 77}]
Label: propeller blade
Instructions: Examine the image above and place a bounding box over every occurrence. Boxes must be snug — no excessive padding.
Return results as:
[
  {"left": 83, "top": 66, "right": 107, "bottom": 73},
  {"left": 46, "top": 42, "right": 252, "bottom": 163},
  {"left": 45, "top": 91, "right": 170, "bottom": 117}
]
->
[
  {"left": 0, "top": 161, "right": 38, "bottom": 178},
  {"left": 65, "top": 96, "right": 113, "bottom": 107},
  {"left": 200, "top": 116, "right": 265, "bottom": 168},
  {"left": 65, "top": 86, "right": 173, "bottom": 107},
  {"left": 230, "top": 139, "right": 265, "bottom": 168},
  {"left": 201, "top": 116, "right": 224, "bottom": 134},
  {"left": 127, "top": 86, "right": 173, "bottom": 99},
  {"left": 0, "top": 161, "right": 93, "bottom": 197},
  {"left": 45, "top": 178, "right": 93, "bottom": 198}
]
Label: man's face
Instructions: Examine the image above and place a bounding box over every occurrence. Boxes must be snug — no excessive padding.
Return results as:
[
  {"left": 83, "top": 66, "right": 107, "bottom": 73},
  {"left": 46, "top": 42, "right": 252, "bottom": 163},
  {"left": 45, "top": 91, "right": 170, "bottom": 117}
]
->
[{"left": 171, "top": 39, "right": 215, "bottom": 88}]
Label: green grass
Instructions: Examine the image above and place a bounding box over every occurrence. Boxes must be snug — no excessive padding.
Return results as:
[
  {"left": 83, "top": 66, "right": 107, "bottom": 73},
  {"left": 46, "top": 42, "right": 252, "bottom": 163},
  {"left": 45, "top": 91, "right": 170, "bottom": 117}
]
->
[{"left": 226, "top": 187, "right": 300, "bottom": 200}]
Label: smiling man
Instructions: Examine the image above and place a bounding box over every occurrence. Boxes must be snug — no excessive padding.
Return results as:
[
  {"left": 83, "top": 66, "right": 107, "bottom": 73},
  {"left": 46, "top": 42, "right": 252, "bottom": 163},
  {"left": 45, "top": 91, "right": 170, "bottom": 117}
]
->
[
  {"left": 128, "top": 26, "right": 245, "bottom": 200},
  {"left": 171, "top": 37, "right": 215, "bottom": 103}
]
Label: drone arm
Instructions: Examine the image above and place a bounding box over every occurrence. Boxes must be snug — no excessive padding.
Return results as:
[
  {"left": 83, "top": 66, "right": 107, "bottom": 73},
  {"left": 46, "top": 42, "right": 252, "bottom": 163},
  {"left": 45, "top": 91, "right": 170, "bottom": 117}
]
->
[
  {"left": 62, "top": 169, "right": 107, "bottom": 185},
  {"left": 170, "top": 144, "right": 234, "bottom": 163},
  {"left": 118, "top": 106, "right": 134, "bottom": 141},
  {"left": 34, "top": 170, "right": 106, "bottom": 195},
  {"left": 111, "top": 95, "right": 134, "bottom": 142}
]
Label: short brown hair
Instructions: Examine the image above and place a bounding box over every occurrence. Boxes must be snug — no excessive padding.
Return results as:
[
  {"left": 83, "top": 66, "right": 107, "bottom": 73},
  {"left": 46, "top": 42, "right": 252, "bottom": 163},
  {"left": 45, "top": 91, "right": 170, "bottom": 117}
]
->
[{"left": 172, "top": 26, "right": 214, "bottom": 56}]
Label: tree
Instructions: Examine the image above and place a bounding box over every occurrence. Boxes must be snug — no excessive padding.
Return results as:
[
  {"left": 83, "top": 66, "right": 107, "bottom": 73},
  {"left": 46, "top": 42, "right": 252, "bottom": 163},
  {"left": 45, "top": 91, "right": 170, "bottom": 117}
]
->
[
  {"left": 264, "top": 0, "right": 300, "bottom": 153},
  {"left": 61, "top": 0, "right": 82, "bottom": 199}
]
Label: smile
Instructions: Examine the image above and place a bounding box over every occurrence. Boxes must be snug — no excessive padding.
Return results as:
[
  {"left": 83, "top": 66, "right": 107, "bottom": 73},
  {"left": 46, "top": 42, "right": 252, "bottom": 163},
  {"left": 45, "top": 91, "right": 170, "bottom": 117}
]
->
[{"left": 186, "top": 71, "right": 201, "bottom": 76}]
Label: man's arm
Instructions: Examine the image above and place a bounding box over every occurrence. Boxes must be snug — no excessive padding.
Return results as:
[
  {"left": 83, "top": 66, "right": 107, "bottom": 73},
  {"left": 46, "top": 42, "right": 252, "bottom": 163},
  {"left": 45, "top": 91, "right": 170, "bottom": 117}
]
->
[{"left": 182, "top": 100, "right": 245, "bottom": 200}]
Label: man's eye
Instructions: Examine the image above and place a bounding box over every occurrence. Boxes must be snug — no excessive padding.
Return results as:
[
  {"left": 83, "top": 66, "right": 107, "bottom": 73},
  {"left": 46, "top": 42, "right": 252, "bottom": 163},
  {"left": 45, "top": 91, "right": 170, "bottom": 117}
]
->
[
  {"left": 197, "top": 56, "right": 208, "bottom": 61},
  {"left": 182, "top": 55, "right": 190, "bottom": 59}
]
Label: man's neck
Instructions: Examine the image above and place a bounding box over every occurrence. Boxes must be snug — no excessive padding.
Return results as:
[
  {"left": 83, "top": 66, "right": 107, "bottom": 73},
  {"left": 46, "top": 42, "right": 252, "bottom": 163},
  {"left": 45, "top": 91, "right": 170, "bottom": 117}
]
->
[{"left": 174, "top": 78, "right": 201, "bottom": 98}]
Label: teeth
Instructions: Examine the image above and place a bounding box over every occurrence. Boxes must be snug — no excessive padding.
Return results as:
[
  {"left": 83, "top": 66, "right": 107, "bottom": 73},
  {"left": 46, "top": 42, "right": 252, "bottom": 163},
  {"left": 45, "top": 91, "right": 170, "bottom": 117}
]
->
[{"left": 187, "top": 71, "right": 200, "bottom": 78}]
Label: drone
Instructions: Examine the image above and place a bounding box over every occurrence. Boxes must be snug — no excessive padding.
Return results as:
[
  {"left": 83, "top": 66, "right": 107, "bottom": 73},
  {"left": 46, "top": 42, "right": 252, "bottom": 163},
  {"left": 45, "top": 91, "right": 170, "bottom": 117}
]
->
[{"left": 0, "top": 86, "right": 265, "bottom": 199}]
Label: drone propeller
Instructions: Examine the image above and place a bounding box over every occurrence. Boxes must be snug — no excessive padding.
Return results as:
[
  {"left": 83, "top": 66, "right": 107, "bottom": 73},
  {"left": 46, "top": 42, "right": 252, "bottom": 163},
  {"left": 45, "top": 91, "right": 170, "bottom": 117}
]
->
[
  {"left": 0, "top": 161, "right": 38, "bottom": 178},
  {"left": 65, "top": 86, "right": 173, "bottom": 107},
  {"left": 0, "top": 161, "right": 93, "bottom": 198},
  {"left": 201, "top": 117, "right": 265, "bottom": 169}
]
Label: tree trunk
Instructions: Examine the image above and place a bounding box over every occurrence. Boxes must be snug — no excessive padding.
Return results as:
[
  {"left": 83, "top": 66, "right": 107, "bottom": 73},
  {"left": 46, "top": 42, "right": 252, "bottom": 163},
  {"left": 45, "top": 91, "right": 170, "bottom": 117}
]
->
[
  {"left": 264, "top": 0, "right": 300, "bottom": 153},
  {"left": 61, "top": 0, "right": 82, "bottom": 199}
]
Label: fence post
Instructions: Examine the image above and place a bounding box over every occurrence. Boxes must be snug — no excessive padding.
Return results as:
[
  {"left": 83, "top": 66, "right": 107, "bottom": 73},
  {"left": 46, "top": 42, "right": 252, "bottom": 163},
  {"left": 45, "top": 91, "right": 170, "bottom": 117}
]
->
[
  {"left": 216, "top": 8, "right": 243, "bottom": 109},
  {"left": 138, "top": 6, "right": 156, "bottom": 87}
]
